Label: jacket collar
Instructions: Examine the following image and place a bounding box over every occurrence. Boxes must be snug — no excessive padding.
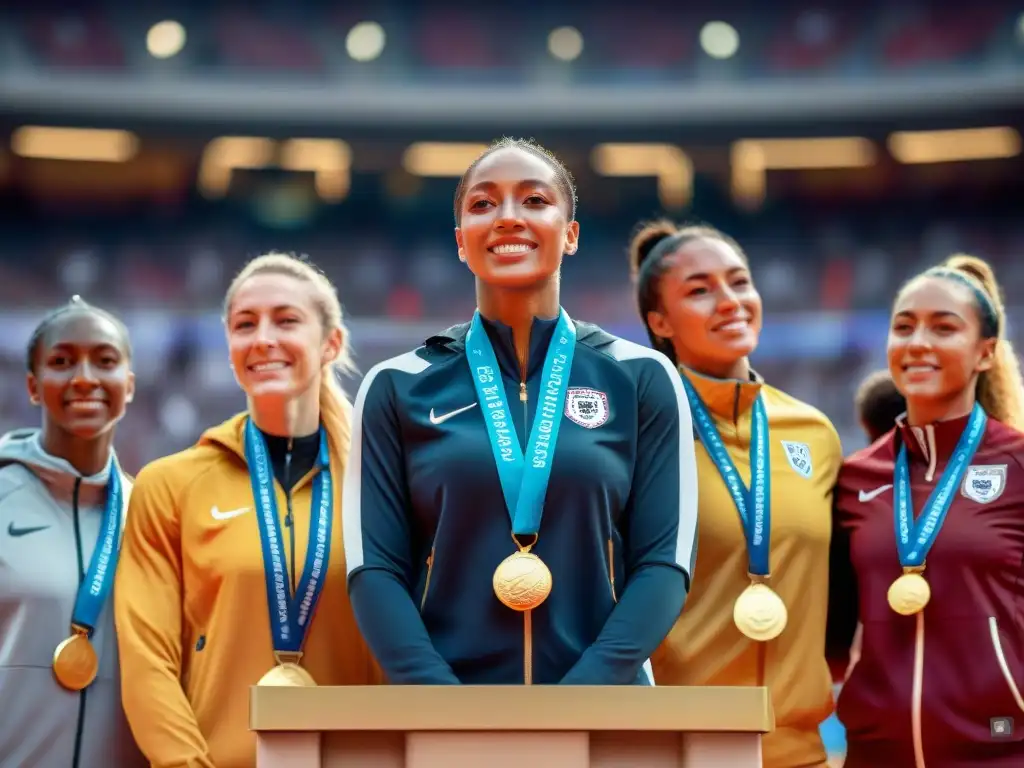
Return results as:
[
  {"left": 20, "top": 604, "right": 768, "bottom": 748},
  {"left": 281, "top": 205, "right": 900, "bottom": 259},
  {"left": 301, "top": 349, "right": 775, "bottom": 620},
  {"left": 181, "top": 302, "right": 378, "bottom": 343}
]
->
[
  {"left": 426, "top": 313, "right": 605, "bottom": 351},
  {"left": 680, "top": 365, "right": 764, "bottom": 423},
  {"left": 895, "top": 410, "right": 976, "bottom": 482},
  {"left": 426, "top": 312, "right": 605, "bottom": 382}
]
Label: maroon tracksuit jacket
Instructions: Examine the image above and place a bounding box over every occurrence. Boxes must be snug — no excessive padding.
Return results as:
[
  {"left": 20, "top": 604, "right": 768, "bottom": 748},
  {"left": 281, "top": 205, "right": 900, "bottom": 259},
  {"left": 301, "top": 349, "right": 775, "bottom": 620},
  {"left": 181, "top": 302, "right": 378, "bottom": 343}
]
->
[{"left": 829, "top": 412, "right": 1024, "bottom": 767}]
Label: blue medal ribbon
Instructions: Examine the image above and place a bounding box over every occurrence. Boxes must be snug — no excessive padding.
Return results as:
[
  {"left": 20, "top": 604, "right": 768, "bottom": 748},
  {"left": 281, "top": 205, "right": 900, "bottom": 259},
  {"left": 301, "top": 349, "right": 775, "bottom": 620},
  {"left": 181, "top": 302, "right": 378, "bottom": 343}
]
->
[
  {"left": 894, "top": 402, "right": 986, "bottom": 567},
  {"left": 465, "top": 309, "right": 576, "bottom": 538},
  {"left": 70, "top": 464, "right": 123, "bottom": 635},
  {"left": 244, "top": 419, "right": 333, "bottom": 657},
  {"left": 681, "top": 375, "right": 772, "bottom": 576}
]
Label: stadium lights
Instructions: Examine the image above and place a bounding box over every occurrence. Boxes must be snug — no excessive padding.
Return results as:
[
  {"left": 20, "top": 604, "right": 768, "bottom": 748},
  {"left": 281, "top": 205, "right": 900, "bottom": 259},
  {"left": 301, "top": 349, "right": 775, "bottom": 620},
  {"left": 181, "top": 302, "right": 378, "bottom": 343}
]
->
[
  {"left": 11, "top": 126, "right": 139, "bottom": 163},
  {"left": 730, "top": 137, "right": 877, "bottom": 209},
  {"left": 198, "top": 137, "right": 352, "bottom": 201},
  {"left": 700, "top": 21, "right": 740, "bottom": 60},
  {"left": 280, "top": 139, "right": 352, "bottom": 202},
  {"left": 346, "top": 21, "right": 386, "bottom": 62},
  {"left": 591, "top": 143, "right": 693, "bottom": 209},
  {"left": 887, "top": 127, "right": 1022, "bottom": 164},
  {"left": 548, "top": 27, "right": 584, "bottom": 62},
  {"left": 147, "top": 20, "right": 186, "bottom": 59},
  {"left": 402, "top": 143, "right": 489, "bottom": 176},
  {"left": 197, "top": 136, "right": 275, "bottom": 198},
  {"left": 733, "top": 137, "right": 877, "bottom": 170}
]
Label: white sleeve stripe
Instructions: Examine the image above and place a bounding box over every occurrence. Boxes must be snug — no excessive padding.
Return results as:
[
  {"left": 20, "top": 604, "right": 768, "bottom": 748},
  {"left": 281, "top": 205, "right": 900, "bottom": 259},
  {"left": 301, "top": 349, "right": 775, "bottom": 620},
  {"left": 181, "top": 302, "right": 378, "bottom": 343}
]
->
[
  {"left": 606, "top": 339, "right": 698, "bottom": 579},
  {"left": 342, "top": 350, "right": 430, "bottom": 575}
]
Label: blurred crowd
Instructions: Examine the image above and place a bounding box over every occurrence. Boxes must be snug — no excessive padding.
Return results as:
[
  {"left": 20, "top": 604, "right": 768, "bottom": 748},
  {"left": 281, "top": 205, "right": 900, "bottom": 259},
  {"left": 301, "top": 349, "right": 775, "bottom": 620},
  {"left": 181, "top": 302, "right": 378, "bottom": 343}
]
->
[{"left": 4, "top": 0, "right": 1022, "bottom": 82}]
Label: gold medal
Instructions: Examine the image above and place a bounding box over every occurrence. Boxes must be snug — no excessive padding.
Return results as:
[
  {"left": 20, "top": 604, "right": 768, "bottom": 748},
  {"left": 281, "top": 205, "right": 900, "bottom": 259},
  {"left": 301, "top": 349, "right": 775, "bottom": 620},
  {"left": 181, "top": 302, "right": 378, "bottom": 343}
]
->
[
  {"left": 887, "top": 569, "right": 931, "bottom": 616},
  {"left": 53, "top": 631, "right": 99, "bottom": 691},
  {"left": 733, "top": 581, "right": 788, "bottom": 642},
  {"left": 493, "top": 550, "right": 553, "bottom": 612},
  {"left": 257, "top": 652, "right": 317, "bottom": 687}
]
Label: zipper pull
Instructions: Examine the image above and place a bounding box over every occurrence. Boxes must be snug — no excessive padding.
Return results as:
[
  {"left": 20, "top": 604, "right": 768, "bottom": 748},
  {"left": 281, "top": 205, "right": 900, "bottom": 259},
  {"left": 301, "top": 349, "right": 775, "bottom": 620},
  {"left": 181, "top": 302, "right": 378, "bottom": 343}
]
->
[
  {"left": 520, "top": 381, "right": 527, "bottom": 402},
  {"left": 284, "top": 438, "right": 294, "bottom": 527}
]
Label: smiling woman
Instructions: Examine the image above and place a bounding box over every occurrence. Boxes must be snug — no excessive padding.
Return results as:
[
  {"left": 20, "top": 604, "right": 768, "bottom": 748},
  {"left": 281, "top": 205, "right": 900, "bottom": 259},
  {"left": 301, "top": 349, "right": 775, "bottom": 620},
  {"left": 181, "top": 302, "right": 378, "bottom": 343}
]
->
[
  {"left": 631, "top": 221, "right": 845, "bottom": 768},
  {"left": 343, "top": 138, "right": 698, "bottom": 686},
  {"left": 0, "top": 296, "right": 144, "bottom": 767},
  {"left": 829, "top": 254, "right": 1024, "bottom": 768},
  {"left": 113, "top": 253, "right": 381, "bottom": 768}
]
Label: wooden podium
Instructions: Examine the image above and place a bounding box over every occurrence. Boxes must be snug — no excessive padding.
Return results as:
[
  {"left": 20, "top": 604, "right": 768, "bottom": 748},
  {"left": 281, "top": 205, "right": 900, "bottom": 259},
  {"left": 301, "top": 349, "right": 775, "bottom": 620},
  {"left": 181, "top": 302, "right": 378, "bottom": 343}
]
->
[{"left": 251, "top": 685, "right": 773, "bottom": 768}]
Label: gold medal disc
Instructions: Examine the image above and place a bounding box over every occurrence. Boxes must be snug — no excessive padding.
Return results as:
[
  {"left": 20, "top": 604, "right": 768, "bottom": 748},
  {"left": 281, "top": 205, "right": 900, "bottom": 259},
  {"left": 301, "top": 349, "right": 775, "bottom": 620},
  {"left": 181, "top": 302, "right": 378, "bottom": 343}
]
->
[
  {"left": 257, "top": 662, "right": 317, "bottom": 687},
  {"left": 53, "top": 634, "right": 99, "bottom": 691},
  {"left": 887, "top": 572, "right": 931, "bottom": 616},
  {"left": 733, "top": 583, "right": 788, "bottom": 642},
  {"left": 493, "top": 551, "right": 553, "bottom": 611}
]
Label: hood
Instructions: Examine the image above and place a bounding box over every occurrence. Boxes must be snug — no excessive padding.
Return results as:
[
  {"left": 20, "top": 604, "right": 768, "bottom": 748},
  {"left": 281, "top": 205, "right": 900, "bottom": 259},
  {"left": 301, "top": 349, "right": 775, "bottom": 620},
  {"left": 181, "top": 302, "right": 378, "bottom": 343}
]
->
[
  {"left": 0, "top": 428, "right": 123, "bottom": 509},
  {"left": 197, "top": 412, "right": 249, "bottom": 460}
]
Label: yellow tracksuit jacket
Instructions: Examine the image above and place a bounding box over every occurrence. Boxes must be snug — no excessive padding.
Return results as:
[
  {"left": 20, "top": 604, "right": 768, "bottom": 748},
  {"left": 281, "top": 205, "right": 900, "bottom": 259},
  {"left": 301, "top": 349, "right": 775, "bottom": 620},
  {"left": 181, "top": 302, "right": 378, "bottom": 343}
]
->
[
  {"left": 652, "top": 366, "right": 842, "bottom": 768},
  {"left": 114, "top": 392, "right": 381, "bottom": 768}
]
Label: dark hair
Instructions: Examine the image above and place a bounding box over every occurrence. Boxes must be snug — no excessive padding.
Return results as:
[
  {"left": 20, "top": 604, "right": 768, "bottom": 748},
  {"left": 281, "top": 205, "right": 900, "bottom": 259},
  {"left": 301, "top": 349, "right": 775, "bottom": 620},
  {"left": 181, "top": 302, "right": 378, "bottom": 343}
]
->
[
  {"left": 453, "top": 137, "right": 577, "bottom": 225},
  {"left": 26, "top": 296, "right": 132, "bottom": 373},
  {"left": 628, "top": 219, "right": 749, "bottom": 364},
  {"left": 854, "top": 369, "right": 906, "bottom": 442}
]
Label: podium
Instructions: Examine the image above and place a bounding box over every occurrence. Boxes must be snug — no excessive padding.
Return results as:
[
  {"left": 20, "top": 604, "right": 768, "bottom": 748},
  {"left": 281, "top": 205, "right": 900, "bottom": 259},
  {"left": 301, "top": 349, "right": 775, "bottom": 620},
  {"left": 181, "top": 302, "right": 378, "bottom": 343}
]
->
[{"left": 251, "top": 685, "right": 773, "bottom": 768}]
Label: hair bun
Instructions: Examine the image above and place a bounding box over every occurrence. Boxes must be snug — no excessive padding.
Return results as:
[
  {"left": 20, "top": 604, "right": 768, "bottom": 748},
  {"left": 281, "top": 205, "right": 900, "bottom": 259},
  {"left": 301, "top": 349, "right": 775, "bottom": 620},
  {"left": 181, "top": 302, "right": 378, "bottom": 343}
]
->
[
  {"left": 944, "top": 253, "right": 1000, "bottom": 302},
  {"left": 628, "top": 220, "right": 678, "bottom": 280}
]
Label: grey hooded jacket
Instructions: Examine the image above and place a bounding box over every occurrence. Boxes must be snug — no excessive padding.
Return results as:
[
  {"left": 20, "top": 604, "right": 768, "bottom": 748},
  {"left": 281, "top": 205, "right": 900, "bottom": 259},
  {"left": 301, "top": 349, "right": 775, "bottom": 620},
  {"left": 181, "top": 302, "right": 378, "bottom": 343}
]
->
[{"left": 0, "top": 429, "right": 145, "bottom": 768}]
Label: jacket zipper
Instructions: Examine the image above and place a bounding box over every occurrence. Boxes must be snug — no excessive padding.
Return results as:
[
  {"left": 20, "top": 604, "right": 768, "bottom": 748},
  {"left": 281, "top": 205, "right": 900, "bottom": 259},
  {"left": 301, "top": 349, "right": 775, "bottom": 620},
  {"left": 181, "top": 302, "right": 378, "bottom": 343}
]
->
[
  {"left": 911, "top": 612, "right": 926, "bottom": 768},
  {"left": 284, "top": 439, "right": 297, "bottom": 594},
  {"left": 910, "top": 441, "right": 936, "bottom": 768},
  {"left": 607, "top": 539, "right": 617, "bottom": 602},
  {"left": 518, "top": 347, "right": 533, "bottom": 685},
  {"left": 71, "top": 478, "right": 86, "bottom": 768},
  {"left": 420, "top": 548, "right": 435, "bottom": 612}
]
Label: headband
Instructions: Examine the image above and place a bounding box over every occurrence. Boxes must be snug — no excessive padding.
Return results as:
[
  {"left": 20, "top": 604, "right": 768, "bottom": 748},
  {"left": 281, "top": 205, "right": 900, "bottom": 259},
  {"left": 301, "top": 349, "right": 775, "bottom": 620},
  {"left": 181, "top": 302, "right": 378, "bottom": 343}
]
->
[{"left": 925, "top": 267, "right": 1000, "bottom": 338}]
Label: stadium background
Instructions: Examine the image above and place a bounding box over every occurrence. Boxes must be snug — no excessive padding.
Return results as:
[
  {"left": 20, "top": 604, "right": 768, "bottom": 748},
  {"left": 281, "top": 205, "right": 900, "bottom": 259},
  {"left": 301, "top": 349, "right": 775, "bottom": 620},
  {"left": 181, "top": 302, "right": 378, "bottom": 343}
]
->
[{"left": 1, "top": 2, "right": 1022, "bottom": 763}]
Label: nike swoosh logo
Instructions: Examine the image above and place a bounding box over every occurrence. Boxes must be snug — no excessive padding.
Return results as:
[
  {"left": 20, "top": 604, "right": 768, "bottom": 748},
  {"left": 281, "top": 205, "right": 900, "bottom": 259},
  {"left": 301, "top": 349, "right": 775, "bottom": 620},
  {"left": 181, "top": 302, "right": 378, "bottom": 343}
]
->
[
  {"left": 211, "top": 506, "right": 252, "bottom": 521},
  {"left": 429, "top": 403, "right": 478, "bottom": 425},
  {"left": 858, "top": 485, "right": 893, "bottom": 503},
  {"left": 7, "top": 522, "right": 50, "bottom": 537}
]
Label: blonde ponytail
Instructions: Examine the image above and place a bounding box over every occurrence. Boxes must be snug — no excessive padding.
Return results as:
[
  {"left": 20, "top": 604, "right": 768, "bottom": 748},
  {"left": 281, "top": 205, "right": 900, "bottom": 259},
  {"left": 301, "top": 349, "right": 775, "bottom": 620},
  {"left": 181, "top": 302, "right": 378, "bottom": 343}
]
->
[
  {"left": 319, "top": 363, "right": 353, "bottom": 458},
  {"left": 938, "top": 254, "right": 1024, "bottom": 431}
]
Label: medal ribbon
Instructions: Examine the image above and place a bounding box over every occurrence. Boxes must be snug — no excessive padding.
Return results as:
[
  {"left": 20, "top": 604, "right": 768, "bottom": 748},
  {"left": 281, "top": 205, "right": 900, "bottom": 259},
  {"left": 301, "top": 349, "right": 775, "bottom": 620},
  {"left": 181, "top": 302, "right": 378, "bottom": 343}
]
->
[
  {"left": 894, "top": 402, "right": 986, "bottom": 567},
  {"left": 70, "top": 464, "right": 123, "bottom": 635},
  {"left": 465, "top": 309, "right": 576, "bottom": 537},
  {"left": 681, "top": 375, "right": 772, "bottom": 576},
  {"left": 245, "top": 419, "right": 333, "bottom": 655}
]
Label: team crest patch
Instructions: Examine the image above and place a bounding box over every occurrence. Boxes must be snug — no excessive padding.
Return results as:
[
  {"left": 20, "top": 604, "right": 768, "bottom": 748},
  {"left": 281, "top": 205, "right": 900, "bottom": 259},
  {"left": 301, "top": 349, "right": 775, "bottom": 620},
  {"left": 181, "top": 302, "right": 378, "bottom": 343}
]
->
[
  {"left": 962, "top": 465, "right": 1007, "bottom": 504},
  {"left": 781, "top": 441, "right": 813, "bottom": 478},
  {"left": 565, "top": 388, "right": 609, "bottom": 428}
]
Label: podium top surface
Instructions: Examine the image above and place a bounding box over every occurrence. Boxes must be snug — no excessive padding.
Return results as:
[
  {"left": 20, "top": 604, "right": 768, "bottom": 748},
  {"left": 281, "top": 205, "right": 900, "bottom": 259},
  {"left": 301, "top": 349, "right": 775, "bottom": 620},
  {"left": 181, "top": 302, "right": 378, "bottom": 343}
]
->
[{"left": 250, "top": 685, "right": 773, "bottom": 734}]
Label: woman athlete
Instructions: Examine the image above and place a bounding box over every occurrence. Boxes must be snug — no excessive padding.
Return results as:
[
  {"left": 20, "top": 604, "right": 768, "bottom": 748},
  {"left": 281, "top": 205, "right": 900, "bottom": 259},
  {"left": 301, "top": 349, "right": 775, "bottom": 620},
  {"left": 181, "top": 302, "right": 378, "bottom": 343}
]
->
[
  {"left": 343, "top": 138, "right": 699, "bottom": 685},
  {"left": 0, "top": 296, "right": 144, "bottom": 767},
  {"left": 830, "top": 255, "right": 1024, "bottom": 767},
  {"left": 632, "top": 221, "right": 844, "bottom": 768},
  {"left": 115, "top": 254, "right": 380, "bottom": 768}
]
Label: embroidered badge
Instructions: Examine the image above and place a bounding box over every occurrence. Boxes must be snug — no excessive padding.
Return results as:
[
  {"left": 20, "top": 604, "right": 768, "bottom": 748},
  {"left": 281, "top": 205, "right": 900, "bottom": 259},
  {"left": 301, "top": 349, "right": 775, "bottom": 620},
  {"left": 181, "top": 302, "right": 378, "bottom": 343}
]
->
[
  {"left": 781, "top": 440, "right": 813, "bottom": 479},
  {"left": 991, "top": 716, "right": 1014, "bottom": 739},
  {"left": 564, "top": 388, "right": 609, "bottom": 429},
  {"left": 961, "top": 465, "right": 1007, "bottom": 504}
]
